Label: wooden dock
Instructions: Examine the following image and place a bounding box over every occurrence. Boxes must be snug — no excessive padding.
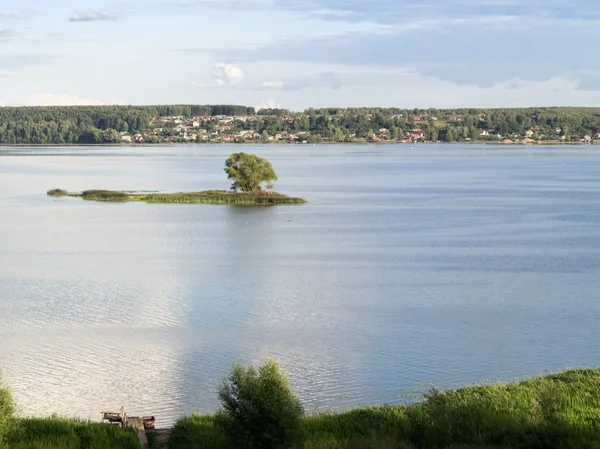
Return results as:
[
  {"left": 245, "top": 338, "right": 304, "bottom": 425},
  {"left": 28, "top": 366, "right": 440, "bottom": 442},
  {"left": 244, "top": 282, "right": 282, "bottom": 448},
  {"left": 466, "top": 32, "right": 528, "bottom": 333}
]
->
[{"left": 101, "top": 407, "right": 149, "bottom": 448}]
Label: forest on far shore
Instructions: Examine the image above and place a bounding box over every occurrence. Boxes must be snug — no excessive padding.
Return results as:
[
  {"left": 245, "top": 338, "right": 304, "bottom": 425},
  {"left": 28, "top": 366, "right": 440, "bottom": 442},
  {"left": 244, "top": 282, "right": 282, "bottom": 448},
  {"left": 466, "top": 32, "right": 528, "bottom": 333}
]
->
[{"left": 0, "top": 105, "right": 598, "bottom": 144}]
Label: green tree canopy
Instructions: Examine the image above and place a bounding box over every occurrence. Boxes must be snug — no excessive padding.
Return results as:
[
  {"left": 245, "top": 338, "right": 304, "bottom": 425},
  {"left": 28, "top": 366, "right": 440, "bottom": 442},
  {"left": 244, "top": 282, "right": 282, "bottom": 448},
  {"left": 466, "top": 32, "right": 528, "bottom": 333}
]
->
[
  {"left": 446, "top": 127, "right": 458, "bottom": 142},
  {"left": 217, "top": 359, "right": 304, "bottom": 449},
  {"left": 224, "top": 152, "right": 278, "bottom": 192}
]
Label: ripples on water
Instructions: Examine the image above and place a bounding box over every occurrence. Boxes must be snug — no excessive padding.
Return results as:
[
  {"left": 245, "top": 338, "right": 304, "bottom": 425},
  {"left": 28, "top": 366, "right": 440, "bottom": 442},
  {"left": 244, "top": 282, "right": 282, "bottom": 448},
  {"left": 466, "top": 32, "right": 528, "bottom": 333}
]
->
[{"left": 0, "top": 144, "right": 599, "bottom": 426}]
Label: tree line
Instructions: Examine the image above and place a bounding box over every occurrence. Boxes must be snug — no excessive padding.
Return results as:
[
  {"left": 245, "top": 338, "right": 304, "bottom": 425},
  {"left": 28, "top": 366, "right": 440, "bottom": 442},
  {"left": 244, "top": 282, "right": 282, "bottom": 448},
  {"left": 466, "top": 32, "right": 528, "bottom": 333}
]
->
[
  {"left": 253, "top": 107, "right": 600, "bottom": 143},
  {"left": 0, "top": 105, "right": 255, "bottom": 144},
  {"left": 0, "top": 105, "right": 599, "bottom": 144}
]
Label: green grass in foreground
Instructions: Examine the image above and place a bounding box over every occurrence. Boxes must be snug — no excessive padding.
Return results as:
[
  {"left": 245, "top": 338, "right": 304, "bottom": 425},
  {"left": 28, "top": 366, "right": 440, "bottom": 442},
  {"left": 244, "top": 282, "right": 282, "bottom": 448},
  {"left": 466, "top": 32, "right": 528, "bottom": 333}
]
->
[
  {"left": 6, "top": 417, "right": 140, "bottom": 449},
  {"left": 169, "top": 368, "right": 600, "bottom": 449},
  {"left": 47, "top": 189, "right": 307, "bottom": 205}
]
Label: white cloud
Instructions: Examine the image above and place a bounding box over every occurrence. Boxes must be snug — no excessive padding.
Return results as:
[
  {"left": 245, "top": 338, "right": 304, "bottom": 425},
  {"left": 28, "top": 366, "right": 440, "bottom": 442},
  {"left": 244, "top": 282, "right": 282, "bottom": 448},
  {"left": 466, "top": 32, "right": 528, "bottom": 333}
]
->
[
  {"left": 211, "top": 62, "right": 245, "bottom": 86},
  {"left": 262, "top": 80, "right": 285, "bottom": 88},
  {"left": 193, "top": 63, "right": 343, "bottom": 93},
  {"left": 69, "top": 11, "right": 119, "bottom": 22},
  {"left": 0, "top": 9, "right": 39, "bottom": 19},
  {"left": 173, "top": 0, "right": 273, "bottom": 10},
  {"left": 256, "top": 98, "right": 281, "bottom": 110},
  {"left": 193, "top": 62, "right": 246, "bottom": 88},
  {"left": 0, "top": 10, "right": 23, "bottom": 18},
  {"left": 252, "top": 72, "right": 342, "bottom": 91},
  {"left": 26, "top": 94, "right": 121, "bottom": 106},
  {"left": 210, "top": 16, "right": 600, "bottom": 88}
]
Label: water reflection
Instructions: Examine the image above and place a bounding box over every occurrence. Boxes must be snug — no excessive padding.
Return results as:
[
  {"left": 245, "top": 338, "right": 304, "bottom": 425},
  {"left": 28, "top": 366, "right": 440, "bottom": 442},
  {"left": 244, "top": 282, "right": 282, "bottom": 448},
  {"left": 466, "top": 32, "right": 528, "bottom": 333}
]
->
[{"left": 1, "top": 145, "right": 600, "bottom": 426}]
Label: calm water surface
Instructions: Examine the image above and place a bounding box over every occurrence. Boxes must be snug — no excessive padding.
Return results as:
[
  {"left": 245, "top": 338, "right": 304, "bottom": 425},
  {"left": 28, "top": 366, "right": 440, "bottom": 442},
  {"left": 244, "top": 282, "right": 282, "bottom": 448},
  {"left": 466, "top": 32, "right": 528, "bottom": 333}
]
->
[{"left": 1, "top": 144, "right": 599, "bottom": 425}]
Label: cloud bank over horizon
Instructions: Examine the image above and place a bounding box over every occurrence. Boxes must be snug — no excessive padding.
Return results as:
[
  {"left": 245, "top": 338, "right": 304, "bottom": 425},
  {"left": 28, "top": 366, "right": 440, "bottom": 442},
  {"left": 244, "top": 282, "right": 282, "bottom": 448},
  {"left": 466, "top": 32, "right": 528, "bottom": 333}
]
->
[
  {"left": 68, "top": 10, "right": 119, "bottom": 22},
  {"left": 0, "top": 0, "right": 597, "bottom": 109}
]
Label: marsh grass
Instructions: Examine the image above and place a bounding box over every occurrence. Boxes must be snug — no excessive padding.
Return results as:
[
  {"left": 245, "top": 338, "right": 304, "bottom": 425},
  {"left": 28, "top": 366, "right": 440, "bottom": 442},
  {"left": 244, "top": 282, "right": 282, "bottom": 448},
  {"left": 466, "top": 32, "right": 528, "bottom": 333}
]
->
[
  {"left": 0, "top": 374, "right": 14, "bottom": 448},
  {"left": 146, "top": 190, "right": 306, "bottom": 205},
  {"left": 48, "top": 189, "right": 307, "bottom": 205},
  {"left": 168, "top": 415, "right": 231, "bottom": 449},
  {"left": 169, "top": 369, "right": 600, "bottom": 449},
  {"left": 146, "top": 429, "right": 167, "bottom": 449},
  {"left": 81, "top": 190, "right": 130, "bottom": 201},
  {"left": 1, "top": 376, "right": 140, "bottom": 449},
  {"left": 46, "top": 189, "right": 68, "bottom": 197},
  {"left": 6, "top": 417, "right": 141, "bottom": 449}
]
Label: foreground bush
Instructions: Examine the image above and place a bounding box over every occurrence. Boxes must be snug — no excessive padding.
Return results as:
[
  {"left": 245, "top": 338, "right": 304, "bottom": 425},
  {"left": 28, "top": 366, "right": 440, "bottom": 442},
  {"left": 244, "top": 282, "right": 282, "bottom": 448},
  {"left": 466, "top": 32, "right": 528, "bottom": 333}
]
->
[
  {"left": 217, "top": 359, "right": 305, "bottom": 449},
  {"left": 170, "top": 368, "right": 600, "bottom": 449},
  {"left": 0, "top": 374, "right": 14, "bottom": 448}
]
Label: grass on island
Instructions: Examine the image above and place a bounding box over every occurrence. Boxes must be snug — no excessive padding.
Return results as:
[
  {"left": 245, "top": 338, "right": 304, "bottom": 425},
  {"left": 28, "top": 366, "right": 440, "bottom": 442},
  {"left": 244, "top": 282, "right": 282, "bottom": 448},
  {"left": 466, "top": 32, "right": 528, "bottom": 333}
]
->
[
  {"left": 145, "top": 190, "right": 306, "bottom": 205},
  {"left": 46, "top": 189, "right": 69, "bottom": 197},
  {"left": 169, "top": 368, "right": 600, "bottom": 449},
  {"left": 81, "top": 190, "right": 131, "bottom": 202},
  {"left": 47, "top": 189, "right": 307, "bottom": 205}
]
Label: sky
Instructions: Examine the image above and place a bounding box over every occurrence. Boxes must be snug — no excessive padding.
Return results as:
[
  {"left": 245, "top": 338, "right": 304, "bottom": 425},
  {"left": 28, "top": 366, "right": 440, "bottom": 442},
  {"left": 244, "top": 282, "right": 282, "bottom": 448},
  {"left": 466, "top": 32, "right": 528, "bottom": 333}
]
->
[{"left": 1, "top": 0, "right": 600, "bottom": 110}]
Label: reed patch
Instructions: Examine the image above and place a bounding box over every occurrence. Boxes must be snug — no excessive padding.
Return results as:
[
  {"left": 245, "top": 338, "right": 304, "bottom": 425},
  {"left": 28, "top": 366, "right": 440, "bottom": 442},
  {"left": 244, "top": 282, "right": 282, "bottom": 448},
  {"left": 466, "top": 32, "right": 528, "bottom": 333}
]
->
[
  {"left": 48, "top": 189, "right": 307, "bottom": 205},
  {"left": 169, "top": 368, "right": 600, "bottom": 449}
]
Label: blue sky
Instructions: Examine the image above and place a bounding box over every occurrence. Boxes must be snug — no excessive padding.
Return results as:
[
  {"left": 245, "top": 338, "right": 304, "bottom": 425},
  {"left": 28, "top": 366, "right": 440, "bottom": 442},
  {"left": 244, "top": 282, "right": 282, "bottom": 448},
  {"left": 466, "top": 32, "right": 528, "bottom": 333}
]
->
[{"left": 0, "top": 0, "right": 599, "bottom": 110}]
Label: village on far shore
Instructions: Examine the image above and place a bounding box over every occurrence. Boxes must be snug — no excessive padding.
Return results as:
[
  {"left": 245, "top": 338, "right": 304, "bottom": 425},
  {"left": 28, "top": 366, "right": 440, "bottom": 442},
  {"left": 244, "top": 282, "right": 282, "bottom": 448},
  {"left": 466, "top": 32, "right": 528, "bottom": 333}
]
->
[
  {"left": 2, "top": 106, "right": 599, "bottom": 145},
  {"left": 119, "top": 111, "right": 600, "bottom": 145}
]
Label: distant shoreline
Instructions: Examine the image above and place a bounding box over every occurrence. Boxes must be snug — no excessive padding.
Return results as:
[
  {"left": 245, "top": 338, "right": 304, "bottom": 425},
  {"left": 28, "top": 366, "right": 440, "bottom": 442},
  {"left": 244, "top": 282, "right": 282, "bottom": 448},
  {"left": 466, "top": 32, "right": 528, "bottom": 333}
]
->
[
  {"left": 2, "top": 106, "right": 598, "bottom": 145},
  {"left": 2, "top": 141, "right": 599, "bottom": 147}
]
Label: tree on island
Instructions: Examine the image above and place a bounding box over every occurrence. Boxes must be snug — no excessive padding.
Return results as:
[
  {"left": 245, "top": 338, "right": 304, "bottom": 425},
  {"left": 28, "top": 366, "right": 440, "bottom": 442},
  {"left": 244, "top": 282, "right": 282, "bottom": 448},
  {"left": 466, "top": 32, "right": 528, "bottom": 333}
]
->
[{"left": 224, "top": 152, "right": 278, "bottom": 192}]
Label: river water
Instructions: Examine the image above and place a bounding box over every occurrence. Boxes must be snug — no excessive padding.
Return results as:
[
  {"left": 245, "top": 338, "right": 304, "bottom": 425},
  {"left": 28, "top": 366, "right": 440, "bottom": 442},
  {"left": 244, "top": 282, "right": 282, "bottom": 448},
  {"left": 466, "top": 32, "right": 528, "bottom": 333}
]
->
[{"left": 0, "top": 144, "right": 599, "bottom": 426}]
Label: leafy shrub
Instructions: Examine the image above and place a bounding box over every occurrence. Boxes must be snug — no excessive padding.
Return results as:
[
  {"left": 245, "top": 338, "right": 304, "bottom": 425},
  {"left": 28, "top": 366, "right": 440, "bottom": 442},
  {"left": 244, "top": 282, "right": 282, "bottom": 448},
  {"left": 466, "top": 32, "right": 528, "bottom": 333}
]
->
[
  {"left": 217, "top": 359, "right": 305, "bottom": 449},
  {"left": 0, "top": 374, "right": 15, "bottom": 448}
]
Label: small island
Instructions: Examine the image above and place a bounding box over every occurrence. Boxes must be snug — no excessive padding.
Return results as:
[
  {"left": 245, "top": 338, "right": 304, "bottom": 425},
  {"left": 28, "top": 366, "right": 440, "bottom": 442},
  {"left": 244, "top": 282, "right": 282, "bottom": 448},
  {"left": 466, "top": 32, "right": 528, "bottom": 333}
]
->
[{"left": 47, "top": 153, "right": 307, "bottom": 205}]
